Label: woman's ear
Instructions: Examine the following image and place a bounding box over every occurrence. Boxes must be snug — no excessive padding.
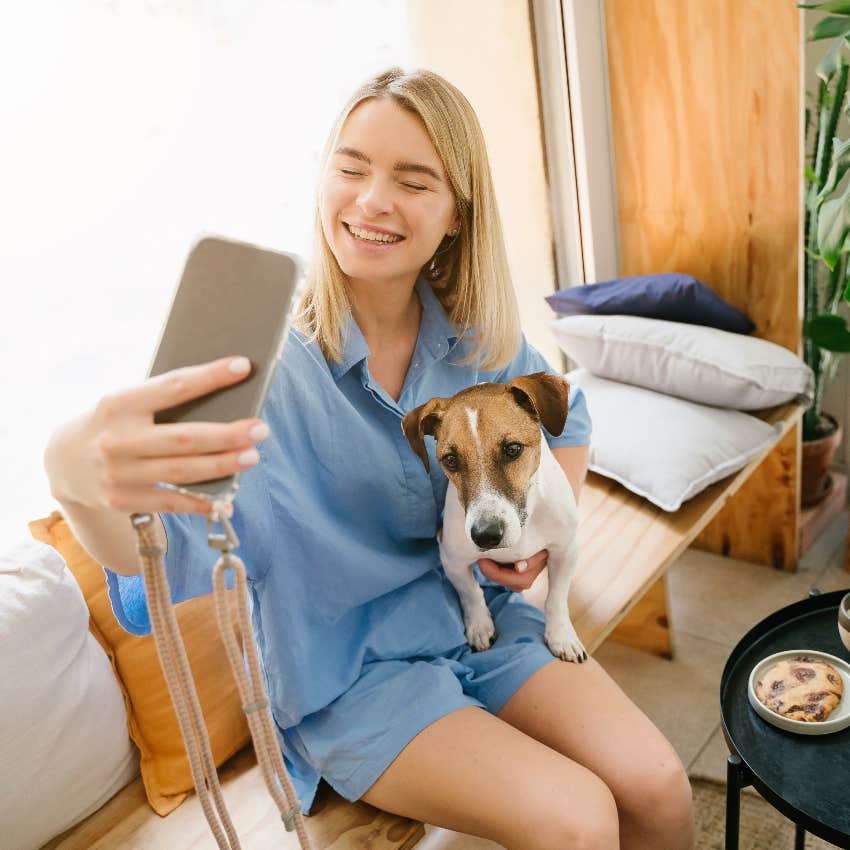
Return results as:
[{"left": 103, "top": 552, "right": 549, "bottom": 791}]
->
[
  {"left": 401, "top": 398, "right": 444, "bottom": 472},
  {"left": 447, "top": 209, "right": 460, "bottom": 237},
  {"left": 507, "top": 373, "right": 570, "bottom": 437}
]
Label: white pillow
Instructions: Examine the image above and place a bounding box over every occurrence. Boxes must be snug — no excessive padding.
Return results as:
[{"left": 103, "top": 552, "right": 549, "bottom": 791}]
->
[
  {"left": 551, "top": 314, "right": 813, "bottom": 410},
  {"left": 568, "top": 369, "right": 782, "bottom": 511},
  {"left": 0, "top": 537, "right": 139, "bottom": 850}
]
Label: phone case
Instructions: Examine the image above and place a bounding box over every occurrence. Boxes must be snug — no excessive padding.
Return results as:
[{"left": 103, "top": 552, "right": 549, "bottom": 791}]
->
[{"left": 147, "top": 234, "right": 300, "bottom": 502}]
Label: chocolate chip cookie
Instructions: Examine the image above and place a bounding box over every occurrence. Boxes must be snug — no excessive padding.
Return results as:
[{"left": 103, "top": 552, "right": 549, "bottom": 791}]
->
[{"left": 755, "top": 656, "right": 843, "bottom": 722}]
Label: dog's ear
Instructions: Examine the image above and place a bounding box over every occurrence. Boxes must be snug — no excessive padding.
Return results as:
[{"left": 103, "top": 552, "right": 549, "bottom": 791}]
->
[
  {"left": 507, "top": 372, "right": 570, "bottom": 437},
  {"left": 401, "top": 398, "right": 444, "bottom": 472}
]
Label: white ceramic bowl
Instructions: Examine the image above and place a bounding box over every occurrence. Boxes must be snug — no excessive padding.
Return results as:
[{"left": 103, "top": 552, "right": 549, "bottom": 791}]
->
[
  {"left": 839, "top": 592, "right": 850, "bottom": 655},
  {"left": 747, "top": 649, "right": 850, "bottom": 735}
]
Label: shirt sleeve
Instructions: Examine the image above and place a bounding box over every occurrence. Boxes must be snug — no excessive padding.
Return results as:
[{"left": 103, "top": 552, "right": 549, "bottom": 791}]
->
[
  {"left": 479, "top": 333, "right": 592, "bottom": 448},
  {"left": 102, "top": 509, "right": 233, "bottom": 636}
]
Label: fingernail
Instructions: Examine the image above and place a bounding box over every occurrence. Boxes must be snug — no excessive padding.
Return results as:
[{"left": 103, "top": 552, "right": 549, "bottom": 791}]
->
[
  {"left": 249, "top": 422, "right": 270, "bottom": 441},
  {"left": 229, "top": 356, "right": 251, "bottom": 374},
  {"left": 237, "top": 447, "right": 259, "bottom": 466}
]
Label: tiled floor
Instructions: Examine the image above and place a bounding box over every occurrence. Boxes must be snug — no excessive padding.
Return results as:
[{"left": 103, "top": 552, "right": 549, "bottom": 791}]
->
[{"left": 414, "top": 510, "right": 850, "bottom": 850}]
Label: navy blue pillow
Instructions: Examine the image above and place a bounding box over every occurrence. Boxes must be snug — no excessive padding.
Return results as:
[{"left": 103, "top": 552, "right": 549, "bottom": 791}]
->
[{"left": 545, "top": 273, "right": 755, "bottom": 334}]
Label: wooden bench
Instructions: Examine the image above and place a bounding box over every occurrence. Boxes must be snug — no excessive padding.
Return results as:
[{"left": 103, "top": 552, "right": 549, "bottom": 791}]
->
[
  {"left": 41, "top": 745, "right": 425, "bottom": 849},
  {"left": 41, "top": 401, "right": 803, "bottom": 850}
]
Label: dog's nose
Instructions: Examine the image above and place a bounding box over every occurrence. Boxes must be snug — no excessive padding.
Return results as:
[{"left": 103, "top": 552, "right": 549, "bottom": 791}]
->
[{"left": 470, "top": 519, "right": 505, "bottom": 550}]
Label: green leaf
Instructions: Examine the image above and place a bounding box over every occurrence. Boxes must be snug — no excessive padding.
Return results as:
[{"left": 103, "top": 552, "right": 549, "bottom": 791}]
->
[
  {"left": 807, "top": 313, "right": 850, "bottom": 350},
  {"left": 806, "top": 183, "right": 822, "bottom": 211},
  {"left": 806, "top": 164, "right": 820, "bottom": 184},
  {"left": 809, "top": 18, "right": 850, "bottom": 44},
  {"left": 804, "top": 245, "right": 822, "bottom": 261},
  {"left": 844, "top": 277, "right": 850, "bottom": 300},
  {"left": 816, "top": 136, "right": 850, "bottom": 199},
  {"left": 813, "top": 16, "right": 850, "bottom": 46},
  {"left": 809, "top": 0, "right": 850, "bottom": 13},
  {"left": 817, "top": 186, "right": 850, "bottom": 268},
  {"left": 816, "top": 36, "right": 846, "bottom": 81}
]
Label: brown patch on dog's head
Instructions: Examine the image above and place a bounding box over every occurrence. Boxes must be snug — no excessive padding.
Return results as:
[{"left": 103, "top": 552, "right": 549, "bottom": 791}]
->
[{"left": 507, "top": 372, "right": 570, "bottom": 438}]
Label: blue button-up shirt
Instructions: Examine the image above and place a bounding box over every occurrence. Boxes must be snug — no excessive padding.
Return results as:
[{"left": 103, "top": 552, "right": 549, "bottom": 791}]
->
[{"left": 104, "top": 273, "right": 591, "bottom": 809}]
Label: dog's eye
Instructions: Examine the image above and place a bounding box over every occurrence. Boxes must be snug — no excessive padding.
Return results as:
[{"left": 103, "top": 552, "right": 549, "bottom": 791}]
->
[
  {"left": 503, "top": 442, "right": 523, "bottom": 459},
  {"left": 442, "top": 453, "right": 459, "bottom": 471}
]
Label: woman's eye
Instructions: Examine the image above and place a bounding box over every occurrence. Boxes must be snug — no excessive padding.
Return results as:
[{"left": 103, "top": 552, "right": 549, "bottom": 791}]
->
[
  {"left": 504, "top": 443, "right": 523, "bottom": 459},
  {"left": 442, "top": 454, "right": 459, "bottom": 471},
  {"left": 338, "top": 169, "right": 425, "bottom": 191}
]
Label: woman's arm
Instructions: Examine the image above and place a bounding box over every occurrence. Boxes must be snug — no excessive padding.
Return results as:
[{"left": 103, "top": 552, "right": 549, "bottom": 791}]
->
[{"left": 551, "top": 444, "right": 589, "bottom": 505}]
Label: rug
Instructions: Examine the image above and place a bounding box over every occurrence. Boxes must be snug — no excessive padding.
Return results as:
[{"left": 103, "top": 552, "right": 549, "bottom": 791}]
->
[{"left": 691, "top": 777, "right": 839, "bottom": 849}]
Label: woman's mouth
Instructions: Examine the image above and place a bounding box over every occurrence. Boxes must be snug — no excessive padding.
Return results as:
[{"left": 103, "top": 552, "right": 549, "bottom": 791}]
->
[{"left": 343, "top": 221, "right": 406, "bottom": 250}]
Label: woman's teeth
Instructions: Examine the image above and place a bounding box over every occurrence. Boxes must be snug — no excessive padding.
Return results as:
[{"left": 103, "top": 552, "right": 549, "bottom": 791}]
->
[{"left": 346, "top": 223, "right": 403, "bottom": 243}]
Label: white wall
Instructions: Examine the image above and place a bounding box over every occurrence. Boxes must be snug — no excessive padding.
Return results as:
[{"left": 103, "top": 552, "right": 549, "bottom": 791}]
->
[
  {"left": 405, "top": 0, "right": 564, "bottom": 367},
  {"left": 0, "top": 1, "right": 413, "bottom": 544}
]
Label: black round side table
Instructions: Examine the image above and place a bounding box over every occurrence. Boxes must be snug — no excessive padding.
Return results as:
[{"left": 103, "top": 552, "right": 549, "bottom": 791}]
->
[{"left": 720, "top": 587, "right": 850, "bottom": 850}]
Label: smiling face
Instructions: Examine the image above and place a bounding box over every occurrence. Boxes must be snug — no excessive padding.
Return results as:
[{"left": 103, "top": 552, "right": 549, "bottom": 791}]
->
[{"left": 320, "top": 97, "right": 459, "bottom": 289}]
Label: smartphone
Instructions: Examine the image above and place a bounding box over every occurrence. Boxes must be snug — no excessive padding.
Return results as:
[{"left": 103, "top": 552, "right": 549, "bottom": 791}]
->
[{"left": 146, "top": 234, "right": 300, "bottom": 502}]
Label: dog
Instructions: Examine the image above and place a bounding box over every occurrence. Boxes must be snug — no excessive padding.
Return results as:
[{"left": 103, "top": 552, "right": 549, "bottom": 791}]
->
[{"left": 401, "top": 373, "right": 587, "bottom": 663}]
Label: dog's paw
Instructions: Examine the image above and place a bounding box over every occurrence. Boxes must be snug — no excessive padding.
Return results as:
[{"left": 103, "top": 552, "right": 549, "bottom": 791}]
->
[
  {"left": 545, "top": 623, "right": 588, "bottom": 663},
  {"left": 466, "top": 611, "right": 497, "bottom": 652}
]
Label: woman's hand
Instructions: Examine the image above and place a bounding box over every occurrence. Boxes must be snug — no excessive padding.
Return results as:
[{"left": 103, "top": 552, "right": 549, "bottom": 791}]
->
[
  {"left": 476, "top": 549, "right": 548, "bottom": 592},
  {"left": 44, "top": 356, "right": 270, "bottom": 518}
]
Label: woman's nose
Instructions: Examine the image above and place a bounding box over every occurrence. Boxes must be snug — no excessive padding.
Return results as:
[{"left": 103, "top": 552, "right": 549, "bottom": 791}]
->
[{"left": 357, "top": 177, "right": 394, "bottom": 216}]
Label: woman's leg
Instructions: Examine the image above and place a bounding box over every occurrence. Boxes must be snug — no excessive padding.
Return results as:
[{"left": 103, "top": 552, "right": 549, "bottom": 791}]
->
[
  {"left": 360, "top": 704, "right": 620, "bottom": 850},
  {"left": 496, "top": 657, "right": 695, "bottom": 850}
]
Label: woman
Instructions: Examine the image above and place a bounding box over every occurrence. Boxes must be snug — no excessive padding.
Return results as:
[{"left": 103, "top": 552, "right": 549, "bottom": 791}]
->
[{"left": 44, "top": 68, "right": 694, "bottom": 849}]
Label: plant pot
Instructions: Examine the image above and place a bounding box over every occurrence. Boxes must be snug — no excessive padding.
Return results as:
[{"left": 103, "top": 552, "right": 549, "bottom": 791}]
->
[{"left": 801, "top": 413, "right": 843, "bottom": 507}]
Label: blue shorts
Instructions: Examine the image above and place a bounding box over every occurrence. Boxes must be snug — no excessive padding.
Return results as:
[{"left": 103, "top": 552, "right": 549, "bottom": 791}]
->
[{"left": 280, "top": 586, "right": 558, "bottom": 811}]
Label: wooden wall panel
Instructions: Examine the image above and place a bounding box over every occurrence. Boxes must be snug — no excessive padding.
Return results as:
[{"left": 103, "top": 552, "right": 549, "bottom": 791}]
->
[
  {"left": 694, "top": 424, "right": 801, "bottom": 570},
  {"left": 603, "top": 0, "right": 802, "bottom": 568}
]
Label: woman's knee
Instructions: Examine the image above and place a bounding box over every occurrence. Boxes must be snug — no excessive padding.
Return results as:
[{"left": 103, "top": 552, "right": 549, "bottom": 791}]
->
[
  {"left": 620, "top": 751, "right": 693, "bottom": 832},
  {"left": 513, "top": 769, "right": 620, "bottom": 850}
]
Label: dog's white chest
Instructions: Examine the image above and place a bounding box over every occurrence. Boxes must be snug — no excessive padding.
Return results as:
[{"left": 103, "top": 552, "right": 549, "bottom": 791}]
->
[{"left": 437, "top": 437, "right": 586, "bottom": 663}]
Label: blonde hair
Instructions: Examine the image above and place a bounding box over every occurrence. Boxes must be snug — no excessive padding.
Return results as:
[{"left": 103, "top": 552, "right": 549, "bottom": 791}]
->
[{"left": 292, "top": 67, "right": 521, "bottom": 370}]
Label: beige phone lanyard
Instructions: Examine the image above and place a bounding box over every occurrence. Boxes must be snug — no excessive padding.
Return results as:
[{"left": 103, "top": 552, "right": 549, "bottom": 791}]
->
[{"left": 130, "top": 504, "right": 313, "bottom": 849}]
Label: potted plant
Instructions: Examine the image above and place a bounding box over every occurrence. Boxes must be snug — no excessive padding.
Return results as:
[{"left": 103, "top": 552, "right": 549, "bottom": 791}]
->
[{"left": 800, "top": 0, "right": 850, "bottom": 505}]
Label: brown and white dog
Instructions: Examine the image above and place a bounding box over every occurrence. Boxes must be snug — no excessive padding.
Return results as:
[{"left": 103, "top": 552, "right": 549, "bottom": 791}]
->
[{"left": 401, "top": 373, "right": 587, "bottom": 663}]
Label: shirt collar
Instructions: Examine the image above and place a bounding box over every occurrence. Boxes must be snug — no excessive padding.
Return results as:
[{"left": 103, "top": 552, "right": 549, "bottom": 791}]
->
[{"left": 329, "top": 274, "right": 459, "bottom": 380}]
